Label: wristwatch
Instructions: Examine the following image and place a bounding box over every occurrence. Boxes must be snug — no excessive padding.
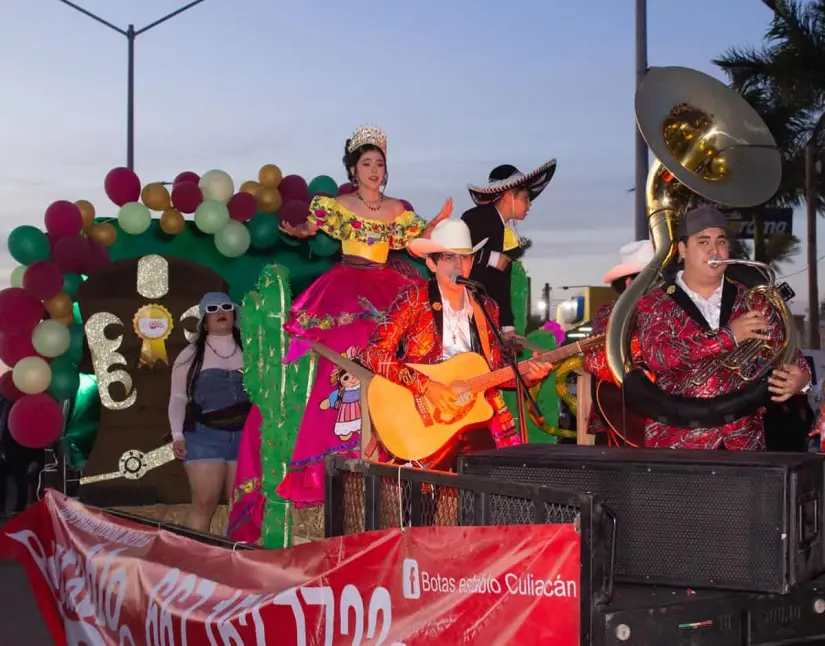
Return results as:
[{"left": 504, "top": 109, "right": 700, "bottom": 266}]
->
[{"left": 800, "top": 381, "right": 813, "bottom": 395}]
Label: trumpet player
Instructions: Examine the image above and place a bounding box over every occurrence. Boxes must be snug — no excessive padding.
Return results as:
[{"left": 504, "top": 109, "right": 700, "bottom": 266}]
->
[{"left": 635, "top": 206, "right": 812, "bottom": 451}]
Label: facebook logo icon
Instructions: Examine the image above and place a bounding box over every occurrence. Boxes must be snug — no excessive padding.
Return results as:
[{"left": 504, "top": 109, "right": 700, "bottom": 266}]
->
[{"left": 402, "top": 559, "right": 420, "bottom": 599}]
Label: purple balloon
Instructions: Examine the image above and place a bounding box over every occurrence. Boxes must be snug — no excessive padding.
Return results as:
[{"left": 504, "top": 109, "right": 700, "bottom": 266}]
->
[
  {"left": 279, "top": 199, "right": 310, "bottom": 226},
  {"left": 399, "top": 199, "right": 414, "bottom": 212},
  {"left": 279, "top": 175, "right": 309, "bottom": 203},
  {"left": 338, "top": 182, "right": 355, "bottom": 195}
]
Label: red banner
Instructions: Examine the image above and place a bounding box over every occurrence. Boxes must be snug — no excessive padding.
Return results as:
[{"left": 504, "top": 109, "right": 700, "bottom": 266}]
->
[{"left": 1, "top": 491, "right": 580, "bottom": 645}]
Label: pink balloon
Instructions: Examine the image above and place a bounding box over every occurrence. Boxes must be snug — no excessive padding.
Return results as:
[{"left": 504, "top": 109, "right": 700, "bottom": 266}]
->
[
  {"left": 0, "top": 288, "right": 44, "bottom": 336},
  {"left": 85, "top": 241, "right": 111, "bottom": 275},
  {"left": 227, "top": 192, "right": 257, "bottom": 222},
  {"left": 400, "top": 199, "right": 414, "bottom": 213},
  {"left": 0, "top": 372, "right": 23, "bottom": 402},
  {"left": 338, "top": 182, "right": 355, "bottom": 195},
  {"left": 0, "top": 331, "right": 38, "bottom": 368},
  {"left": 104, "top": 167, "right": 141, "bottom": 207},
  {"left": 23, "top": 261, "right": 63, "bottom": 300},
  {"left": 279, "top": 175, "right": 309, "bottom": 202},
  {"left": 9, "top": 394, "right": 64, "bottom": 448},
  {"left": 279, "top": 199, "right": 310, "bottom": 226},
  {"left": 44, "top": 200, "right": 83, "bottom": 239},
  {"left": 174, "top": 171, "right": 200, "bottom": 187},
  {"left": 52, "top": 236, "right": 89, "bottom": 274},
  {"left": 171, "top": 181, "right": 203, "bottom": 214}
]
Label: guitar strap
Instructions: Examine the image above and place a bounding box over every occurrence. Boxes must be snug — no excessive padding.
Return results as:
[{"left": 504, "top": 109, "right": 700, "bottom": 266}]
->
[{"left": 469, "top": 296, "right": 494, "bottom": 365}]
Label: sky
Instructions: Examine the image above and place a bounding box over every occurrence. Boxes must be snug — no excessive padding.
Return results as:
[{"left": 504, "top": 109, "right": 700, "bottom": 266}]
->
[{"left": 0, "top": 0, "right": 822, "bottom": 317}]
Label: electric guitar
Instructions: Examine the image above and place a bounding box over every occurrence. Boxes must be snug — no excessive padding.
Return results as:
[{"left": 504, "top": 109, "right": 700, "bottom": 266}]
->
[{"left": 368, "top": 334, "right": 604, "bottom": 462}]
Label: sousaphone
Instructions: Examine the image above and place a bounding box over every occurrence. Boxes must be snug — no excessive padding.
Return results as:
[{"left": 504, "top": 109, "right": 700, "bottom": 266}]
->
[{"left": 606, "top": 66, "right": 785, "bottom": 429}]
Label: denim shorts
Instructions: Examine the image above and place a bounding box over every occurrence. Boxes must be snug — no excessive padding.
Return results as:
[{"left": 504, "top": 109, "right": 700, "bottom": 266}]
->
[{"left": 185, "top": 427, "right": 241, "bottom": 463}]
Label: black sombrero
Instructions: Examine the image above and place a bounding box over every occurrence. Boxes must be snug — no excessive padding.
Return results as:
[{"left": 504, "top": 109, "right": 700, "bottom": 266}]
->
[{"left": 467, "top": 160, "right": 557, "bottom": 206}]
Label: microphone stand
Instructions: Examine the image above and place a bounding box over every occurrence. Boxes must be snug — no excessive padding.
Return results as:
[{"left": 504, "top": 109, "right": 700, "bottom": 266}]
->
[{"left": 463, "top": 283, "right": 544, "bottom": 444}]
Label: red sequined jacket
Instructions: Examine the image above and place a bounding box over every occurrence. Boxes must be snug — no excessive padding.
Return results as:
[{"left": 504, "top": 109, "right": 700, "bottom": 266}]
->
[{"left": 635, "top": 276, "right": 810, "bottom": 450}]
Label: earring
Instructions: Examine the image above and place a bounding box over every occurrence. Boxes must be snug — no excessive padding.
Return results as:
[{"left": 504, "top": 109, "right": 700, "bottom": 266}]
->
[{"left": 352, "top": 176, "right": 359, "bottom": 188}]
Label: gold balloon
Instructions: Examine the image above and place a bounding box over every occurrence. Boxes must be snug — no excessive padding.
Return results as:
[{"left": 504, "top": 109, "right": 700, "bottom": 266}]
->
[
  {"left": 75, "top": 199, "right": 96, "bottom": 230},
  {"left": 257, "top": 186, "right": 282, "bottom": 213},
  {"left": 142, "top": 183, "right": 172, "bottom": 211},
  {"left": 54, "top": 313, "right": 74, "bottom": 325},
  {"left": 45, "top": 292, "right": 73, "bottom": 319},
  {"left": 240, "top": 180, "right": 260, "bottom": 197},
  {"left": 88, "top": 222, "right": 117, "bottom": 247},
  {"left": 159, "top": 208, "right": 185, "bottom": 235},
  {"left": 258, "top": 164, "right": 283, "bottom": 188}
]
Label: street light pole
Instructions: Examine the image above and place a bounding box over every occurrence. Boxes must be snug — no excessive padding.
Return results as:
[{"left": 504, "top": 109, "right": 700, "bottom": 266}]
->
[
  {"left": 805, "top": 112, "right": 825, "bottom": 349},
  {"left": 634, "top": 0, "right": 649, "bottom": 241},
  {"left": 55, "top": 0, "right": 207, "bottom": 171}
]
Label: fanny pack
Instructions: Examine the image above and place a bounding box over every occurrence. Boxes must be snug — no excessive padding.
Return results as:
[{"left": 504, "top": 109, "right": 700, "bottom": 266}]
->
[{"left": 183, "top": 399, "right": 252, "bottom": 433}]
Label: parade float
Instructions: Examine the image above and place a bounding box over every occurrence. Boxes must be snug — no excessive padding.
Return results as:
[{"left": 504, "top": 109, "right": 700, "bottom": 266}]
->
[{"left": 0, "top": 163, "right": 571, "bottom": 549}]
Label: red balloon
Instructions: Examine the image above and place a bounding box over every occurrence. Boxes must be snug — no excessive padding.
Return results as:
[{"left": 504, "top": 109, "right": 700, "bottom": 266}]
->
[
  {"left": 85, "top": 241, "right": 111, "bottom": 275},
  {"left": 0, "top": 332, "right": 38, "bottom": 367},
  {"left": 279, "top": 175, "right": 309, "bottom": 202},
  {"left": 171, "top": 181, "right": 203, "bottom": 214},
  {"left": 52, "top": 236, "right": 89, "bottom": 274},
  {"left": 174, "top": 171, "right": 200, "bottom": 187},
  {"left": 227, "top": 192, "right": 257, "bottom": 222},
  {"left": 104, "top": 167, "right": 141, "bottom": 207},
  {"left": 338, "top": 182, "right": 355, "bottom": 195},
  {"left": 0, "top": 371, "right": 23, "bottom": 402},
  {"left": 0, "top": 288, "right": 44, "bottom": 335},
  {"left": 279, "top": 199, "right": 310, "bottom": 226},
  {"left": 9, "top": 393, "right": 64, "bottom": 448},
  {"left": 23, "top": 261, "right": 64, "bottom": 300},
  {"left": 399, "top": 199, "right": 415, "bottom": 212},
  {"left": 44, "top": 200, "right": 83, "bottom": 239}
]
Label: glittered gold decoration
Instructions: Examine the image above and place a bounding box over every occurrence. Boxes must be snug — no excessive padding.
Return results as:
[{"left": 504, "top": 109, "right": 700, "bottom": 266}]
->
[
  {"left": 399, "top": 368, "right": 416, "bottom": 386},
  {"left": 79, "top": 444, "right": 175, "bottom": 484},
  {"left": 133, "top": 304, "right": 174, "bottom": 368},
  {"left": 85, "top": 312, "right": 137, "bottom": 411},
  {"left": 136, "top": 255, "right": 169, "bottom": 299},
  {"left": 180, "top": 304, "right": 201, "bottom": 342},
  {"left": 666, "top": 285, "right": 676, "bottom": 295}
]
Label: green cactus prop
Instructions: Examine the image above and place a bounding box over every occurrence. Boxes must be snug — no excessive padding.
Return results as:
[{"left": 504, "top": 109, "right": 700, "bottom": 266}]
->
[
  {"left": 241, "top": 264, "right": 316, "bottom": 549},
  {"left": 500, "top": 261, "right": 560, "bottom": 443}
]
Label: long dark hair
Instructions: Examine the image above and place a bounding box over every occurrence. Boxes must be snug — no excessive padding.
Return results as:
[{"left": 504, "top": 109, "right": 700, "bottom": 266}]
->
[
  {"left": 343, "top": 141, "right": 388, "bottom": 188},
  {"left": 185, "top": 323, "right": 244, "bottom": 401}
]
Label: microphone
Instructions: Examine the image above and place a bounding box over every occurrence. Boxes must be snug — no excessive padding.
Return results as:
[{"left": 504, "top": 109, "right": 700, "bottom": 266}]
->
[{"left": 450, "top": 274, "right": 485, "bottom": 290}]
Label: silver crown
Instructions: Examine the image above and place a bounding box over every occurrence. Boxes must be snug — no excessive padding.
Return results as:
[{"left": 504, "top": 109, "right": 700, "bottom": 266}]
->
[{"left": 348, "top": 124, "right": 387, "bottom": 155}]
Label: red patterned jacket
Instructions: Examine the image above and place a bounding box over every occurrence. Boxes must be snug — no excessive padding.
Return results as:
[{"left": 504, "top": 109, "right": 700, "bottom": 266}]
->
[
  {"left": 360, "top": 280, "right": 522, "bottom": 450},
  {"left": 636, "top": 276, "right": 810, "bottom": 450}
]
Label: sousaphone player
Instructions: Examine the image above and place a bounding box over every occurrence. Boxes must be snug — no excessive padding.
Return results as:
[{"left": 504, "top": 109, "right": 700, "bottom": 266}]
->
[{"left": 605, "top": 66, "right": 811, "bottom": 451}]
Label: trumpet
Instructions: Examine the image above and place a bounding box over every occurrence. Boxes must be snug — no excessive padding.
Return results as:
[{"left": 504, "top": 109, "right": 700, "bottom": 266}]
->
[{"left": 689, "top": 258, "right": 795, "bottom": 387}]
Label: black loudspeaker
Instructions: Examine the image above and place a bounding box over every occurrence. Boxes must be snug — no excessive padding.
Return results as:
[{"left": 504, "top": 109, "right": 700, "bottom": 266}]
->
[
  {"left": 459, "top": 445, "right": 825, "bottom": 594},
  {"left": 0, "top": 559, "right": 55, "bottom": 645}
]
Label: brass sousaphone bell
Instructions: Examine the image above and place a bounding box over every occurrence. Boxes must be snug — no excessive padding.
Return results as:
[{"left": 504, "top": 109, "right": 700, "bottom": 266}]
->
[{"left": 605, "top": 66, "right": 787, "bottom": 428}]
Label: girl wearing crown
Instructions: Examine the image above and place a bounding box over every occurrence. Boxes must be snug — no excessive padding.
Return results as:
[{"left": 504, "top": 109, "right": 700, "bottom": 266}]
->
[{"left": 228, "top": 125, "right": 450, "bottom": 535}]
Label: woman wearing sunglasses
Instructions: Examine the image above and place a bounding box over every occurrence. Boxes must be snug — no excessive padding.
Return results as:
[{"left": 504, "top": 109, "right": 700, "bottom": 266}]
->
[{"left": 168, "top": 291, "right": 249, "bottom": 532}]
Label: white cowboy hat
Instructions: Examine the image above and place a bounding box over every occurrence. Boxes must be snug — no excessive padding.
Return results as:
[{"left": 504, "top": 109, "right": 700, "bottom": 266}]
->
[
  {"left": 467, "top": 160, "right": 557, "bottom": 206},
  {"left": 408, "top": 219, "right": 488, "bottom": 257},
  {"left": 602, "top": 240, "right": 655, "bottom": 284}
]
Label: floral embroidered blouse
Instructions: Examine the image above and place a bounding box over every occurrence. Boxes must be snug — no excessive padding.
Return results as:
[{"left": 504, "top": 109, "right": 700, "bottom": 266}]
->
[{"left": 308, "top": 196, "right": 426, "bottom": 265}]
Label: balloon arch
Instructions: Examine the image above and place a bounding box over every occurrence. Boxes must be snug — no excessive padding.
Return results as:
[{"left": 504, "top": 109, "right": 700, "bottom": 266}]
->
[{"left": 0, "top": 164, "right": 420, "bottom": 456}]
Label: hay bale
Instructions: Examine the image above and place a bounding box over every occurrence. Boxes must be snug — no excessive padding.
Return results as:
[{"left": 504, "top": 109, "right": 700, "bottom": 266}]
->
[{"left": 112, "top": 504, "right": 230, "bottom": 537}]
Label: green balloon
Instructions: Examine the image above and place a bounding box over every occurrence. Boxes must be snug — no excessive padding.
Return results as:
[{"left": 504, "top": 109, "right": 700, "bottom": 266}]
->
[
  {"left": 194, "top": 199, "right": 230, "bottom": 234},
  {"left": 215, "top": 220, "right": 251, "bottom": 258},
  {"left": 117, "top": 201, "right": 152, "bottom": 235},
  {"left": 64, "top": 323, "right": 85, "bottom": 365},
  {"left": 307, "top": 175, "right": 339, "bottom": 197},
  {"left": 10, "top": 265, "right": 26, "bottom": 288},
  {"left": 247, "top": 212, "right": 280, "bottom": 250},
  {"left": 8, "top": 226, "right": 50, "bottom": 265},
  {"left": 308, "top": 231, "right": 340, "bottom": 257},
  {"left": 48, "top": 356, "right": 81, "bottom": 401},
  {"left": 63, "top": 273, "right": 83, "bottom": 299}
]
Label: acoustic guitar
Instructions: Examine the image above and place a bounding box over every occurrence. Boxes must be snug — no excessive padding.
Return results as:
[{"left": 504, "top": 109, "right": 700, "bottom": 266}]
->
[{"left": 368, "top": 334, "right": 604, "bottom": 462}]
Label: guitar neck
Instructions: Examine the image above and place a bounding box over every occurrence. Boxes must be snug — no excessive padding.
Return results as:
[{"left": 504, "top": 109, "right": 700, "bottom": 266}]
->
[{"left": 467, "top": 335, "right": 604, "bottom": 394}]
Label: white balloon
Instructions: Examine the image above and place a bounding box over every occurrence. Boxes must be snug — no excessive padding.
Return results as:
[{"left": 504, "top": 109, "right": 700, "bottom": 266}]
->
[
  {"left": 10, "top": 265, "right": 26, "bottom": 288},
  {"left": 13, "top": 356, "right": 52, "bottom": 394},
  {"left": 199, "top": 169, "right": 235, "bottom": 204},
  {"left": 32, "top": 320, "right": 71, "bottom": 358}
]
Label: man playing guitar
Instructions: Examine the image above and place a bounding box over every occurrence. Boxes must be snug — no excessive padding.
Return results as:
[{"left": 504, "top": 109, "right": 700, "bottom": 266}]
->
[{"left": 360, "top": 219, "right": 553, "bottom": 467}]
